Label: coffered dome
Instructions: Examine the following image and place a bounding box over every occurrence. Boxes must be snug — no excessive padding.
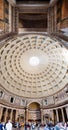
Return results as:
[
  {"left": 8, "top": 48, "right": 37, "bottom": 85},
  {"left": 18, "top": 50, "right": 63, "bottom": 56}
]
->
[{"left": 0, "top": 34, "right": 68, "bottom": 98}]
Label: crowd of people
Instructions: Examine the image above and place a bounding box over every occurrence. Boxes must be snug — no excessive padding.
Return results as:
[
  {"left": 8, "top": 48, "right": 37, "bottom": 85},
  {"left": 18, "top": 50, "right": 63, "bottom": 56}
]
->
[
  {"left": 44, "top": 122, "right": 68, "bottom": 130},
  {"left": 0, "top": 120, "right": 68, "bottom": 130},
  {"left": 0, "top": 120, "right": 12, "bottom": 130}
]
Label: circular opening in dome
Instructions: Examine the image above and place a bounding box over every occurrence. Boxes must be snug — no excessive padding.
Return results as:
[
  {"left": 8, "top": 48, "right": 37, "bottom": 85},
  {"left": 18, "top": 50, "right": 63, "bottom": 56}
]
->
[{"left": 29, "top": 56, "right": 40, "bottom": 66}]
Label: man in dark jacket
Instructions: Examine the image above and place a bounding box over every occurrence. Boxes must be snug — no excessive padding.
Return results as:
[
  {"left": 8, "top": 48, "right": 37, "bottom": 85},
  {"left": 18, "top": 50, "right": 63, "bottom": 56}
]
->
[{"left": 0, "top": 122, "right": 6, "bottom": 130}]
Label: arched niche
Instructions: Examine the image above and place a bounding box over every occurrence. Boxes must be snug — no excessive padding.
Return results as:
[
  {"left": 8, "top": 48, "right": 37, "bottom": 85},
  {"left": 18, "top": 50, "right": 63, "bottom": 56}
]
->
[
  {"left": 27, "top": 102, "right": 41, "bottom": 123},
  {"left": 28, "top": 102, "right": 40, "bottom": 110}
]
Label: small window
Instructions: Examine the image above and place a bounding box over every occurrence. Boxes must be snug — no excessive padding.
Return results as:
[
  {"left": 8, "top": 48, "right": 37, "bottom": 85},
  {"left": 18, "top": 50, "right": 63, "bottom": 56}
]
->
[
  {"left": 21, "top": 99, "right": 26, "bottom": 106},
  {"left": 45, "top": 99, "right": 47, "bottom": 105},
  {"left": 10, "top": 97, "right": 14, "bottom": 103},
  {"left": 0, "top": 91, "right": 3, "bottom": 97}
]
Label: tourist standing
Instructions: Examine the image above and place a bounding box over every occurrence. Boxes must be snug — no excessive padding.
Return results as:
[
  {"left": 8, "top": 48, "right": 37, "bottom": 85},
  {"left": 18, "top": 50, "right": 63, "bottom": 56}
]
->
[{"left": 5, "top": 120, "right": 12, "bottom": 130}]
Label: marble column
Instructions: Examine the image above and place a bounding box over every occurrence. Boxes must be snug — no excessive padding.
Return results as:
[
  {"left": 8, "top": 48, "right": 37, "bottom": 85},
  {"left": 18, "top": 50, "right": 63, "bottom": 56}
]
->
[
  {"left": 48, "top": 7, "right": 54, "bottom": 33},
  {"left": 25, "top": 108, "right": 28, "bottom": 123},
  {"left": 23, "top": 111, "right": 25, "bottom": 124},
  {"left": 56, "top": 109, "right": 59, "bottom": 122},
  {"left": 51, "top": 7, "right": 54, "bottom": 32},
  {"left": 14, "top": 7, "right": 19, "bottom": 33},
  {"left": 61, "top": 108, "right": 65, "bottom": 122},
  {"left": 54, "top": 4, "right": 57, "bottom": 32},
  {"left": 9, "top": 3, "right": 12, "bottom": 32},
  {"left": 41, "top": 108, "right": 43, "bottom": 124},
  {"left": 4, "top": 108, "right": 8, "bottom": 122},
  {"left": 0, "top": 107, "right": 3, "bottom": 121},
  {"left": 65, "top": 106, "right": 68, "bottom": 119},
  {"left": 10, "top": 109, "right": 13, "bottom": 121},
  {"left": 50, "top": 110, "right": 54, "bottom": 123},
  {"left": 12, "top": 7, "right": 16, "bottom": 32},
  {"left": 48, "top": 7, "right": 52, "bottom": 33},
  {"left": 15, "top": 110, "right": 19, "bottom": 121},
  {"left": 47, "top": 8, "right": 50, "bottom": 33}
]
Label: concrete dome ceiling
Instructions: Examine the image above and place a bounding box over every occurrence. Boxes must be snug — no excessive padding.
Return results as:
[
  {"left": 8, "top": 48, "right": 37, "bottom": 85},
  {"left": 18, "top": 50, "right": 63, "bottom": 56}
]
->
[{"left": 0, "top": 34, "right": 68, "bottom": 98}]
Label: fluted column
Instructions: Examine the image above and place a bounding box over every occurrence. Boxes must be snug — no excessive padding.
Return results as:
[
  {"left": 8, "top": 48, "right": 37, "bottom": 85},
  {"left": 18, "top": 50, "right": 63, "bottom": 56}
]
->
[
  {"left": 10, "top": 109, "right": 13, "bottom": 121},
  {"left": 48, "top": 7, "right": 54, "bottom": 33},
  {"left": 0, "top": 107, "right": 3, "bottom": 121},
  {"left": 4, "top": 108, "right": 8, "bottom": 122},
  {"left": 54, "top": 4, "right": 57, "bottom": 32},
  {"left": 56, "top": 109, "right": 59, "bottom": 122},
  {"left": 50, "top": 110, "right": 54, "bottom": 123},
  {"left": 61, "top": 108, "right": 65, "bottom": 122},
  {"left": 48, "top": 7, "right": 52, "bottom": 33},
  {"left": 15, "top": 110, "right": 19, "bottom": 121},
  {"left": 51, "top": 7, "right": 54, "bottom": 32},
  {"left": 24, "top": 111, "right": 25, "bottom": 123},
  {"left": 25, "top": 108, "right": 28, "bottom": 123},
  {"left": 41, "top": 108, "right": 43, "bottom": 124},
  {"left": 65, "top": 106, "right": 68, "bottom": 119},
  {"left": 9, "top": 3, "right": 12, "bottom": 32},
  {"left": 14, "top": 7, "right": 19, "bottom": 33},
  {"left": 12, "top": 7, "right": 16, "bottom": 32},
  {"left": 48, "top": 8, "right": 50, "bottom": 33}
]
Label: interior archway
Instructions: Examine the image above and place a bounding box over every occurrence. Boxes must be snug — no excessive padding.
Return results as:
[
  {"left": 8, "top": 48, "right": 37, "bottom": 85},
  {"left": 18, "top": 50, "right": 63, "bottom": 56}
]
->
[{"left": 28, "top": 102, "right": 41, "bottom": 123}]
